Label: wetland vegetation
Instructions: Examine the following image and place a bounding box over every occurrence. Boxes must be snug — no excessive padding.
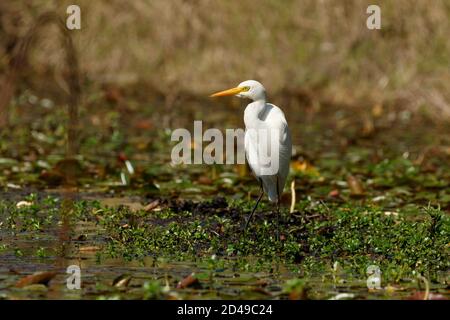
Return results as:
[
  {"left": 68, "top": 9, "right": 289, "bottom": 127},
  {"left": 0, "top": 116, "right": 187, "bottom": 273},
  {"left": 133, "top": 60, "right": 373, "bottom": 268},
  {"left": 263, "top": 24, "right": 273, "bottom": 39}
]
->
[{"left": 0, "top": 1, "right": 449, "bottom": 300}]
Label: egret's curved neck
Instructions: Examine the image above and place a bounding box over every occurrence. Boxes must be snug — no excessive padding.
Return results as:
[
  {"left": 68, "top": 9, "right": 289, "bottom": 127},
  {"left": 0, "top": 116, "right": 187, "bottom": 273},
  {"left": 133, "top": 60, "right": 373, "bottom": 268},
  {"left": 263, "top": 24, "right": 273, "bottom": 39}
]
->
[{"left": 244, "top": 98, "right": 268, "bottom": 127}]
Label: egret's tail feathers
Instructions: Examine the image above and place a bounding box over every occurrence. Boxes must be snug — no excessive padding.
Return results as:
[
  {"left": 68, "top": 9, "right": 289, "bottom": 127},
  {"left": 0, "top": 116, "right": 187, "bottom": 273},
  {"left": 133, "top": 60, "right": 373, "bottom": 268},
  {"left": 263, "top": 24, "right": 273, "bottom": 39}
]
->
[
  {"left": 267, "top": 189, "right": 278, "bottom": 202},
  {"left": 261, "top": 175, "right": 280, "bottom": 203}
]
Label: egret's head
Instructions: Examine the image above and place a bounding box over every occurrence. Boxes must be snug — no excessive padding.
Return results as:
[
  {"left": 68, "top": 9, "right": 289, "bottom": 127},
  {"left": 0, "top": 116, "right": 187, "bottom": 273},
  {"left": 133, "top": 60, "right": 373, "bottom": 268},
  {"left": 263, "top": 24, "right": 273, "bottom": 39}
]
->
[{"left": 210, "top": 80, "right": 266, "bottom": 101}]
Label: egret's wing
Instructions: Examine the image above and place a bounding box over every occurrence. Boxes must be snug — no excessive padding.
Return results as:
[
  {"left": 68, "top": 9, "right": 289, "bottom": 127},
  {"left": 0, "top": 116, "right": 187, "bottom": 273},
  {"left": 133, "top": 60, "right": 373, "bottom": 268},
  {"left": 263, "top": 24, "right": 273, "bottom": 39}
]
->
[
  {"left": 245, "top": 104, "right": 292, "bottom": 199},
  {"left": 244, "top": 128, "right": 260, "bottom": 175},
  {"left": 266, "top": 104, "right": 292, "bottom": 193}
]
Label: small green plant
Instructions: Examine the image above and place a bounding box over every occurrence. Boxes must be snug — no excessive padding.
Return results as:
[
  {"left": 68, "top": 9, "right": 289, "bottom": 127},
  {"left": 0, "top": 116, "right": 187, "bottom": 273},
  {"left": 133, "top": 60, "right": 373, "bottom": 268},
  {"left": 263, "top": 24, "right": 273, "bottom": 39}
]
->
[{"left": 143, "top": 280, "right": 163, "bottom": 300}]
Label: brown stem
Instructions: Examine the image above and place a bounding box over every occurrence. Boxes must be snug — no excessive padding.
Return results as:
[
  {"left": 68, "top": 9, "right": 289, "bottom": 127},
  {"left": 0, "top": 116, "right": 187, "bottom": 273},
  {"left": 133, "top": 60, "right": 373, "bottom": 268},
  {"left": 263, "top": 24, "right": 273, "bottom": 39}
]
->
[{"left": 0, "top": 11, "right": 81, "bottom": 157}]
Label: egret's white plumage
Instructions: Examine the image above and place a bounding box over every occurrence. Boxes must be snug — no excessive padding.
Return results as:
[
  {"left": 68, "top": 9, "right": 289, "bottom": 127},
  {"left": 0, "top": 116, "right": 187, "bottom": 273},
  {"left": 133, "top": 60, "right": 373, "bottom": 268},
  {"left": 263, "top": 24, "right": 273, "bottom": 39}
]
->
[
  {"left": 211, "top": 80, "right": 292, "bottom": 204},
  {"left": 240, "top": 81, "right": 292, "bottom": 203}
]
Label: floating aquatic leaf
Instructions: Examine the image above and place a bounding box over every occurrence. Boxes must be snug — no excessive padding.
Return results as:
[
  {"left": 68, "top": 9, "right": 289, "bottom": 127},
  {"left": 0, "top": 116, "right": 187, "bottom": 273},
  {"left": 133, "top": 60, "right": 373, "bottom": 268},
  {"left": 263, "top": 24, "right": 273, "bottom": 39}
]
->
[
  {"left": 79, "top": 246, "right": 101, "bottom": 252},
  {"left": 0, "top": 158, "right": 18, "bottom": 167},
  {"left": 177, "top": 273, "right": 201, "bottom": 289},
  {"left": 291, "top": 160, "right": 320, "bottom": 177},
  {"left": 6, "top": 183, "right": 21, "bottom": 189},
  {"left": 328, "top": 189, "right": 340, "bottom": 197},
  {"left": 197, "top": 176, "right": 213, "bottom": 185},
  {"left": 113, "top": 274, "right": 132, "bottom": 288},
  {"left": 329, "top": 293, "right": 355, "bottom": 300},
  {"left": 22, "top": 284, "right": 48, "bottom": 291},
  {"left": 346, "top": 175, "right": 365, "bottom": 196},
  {"left": 15, "top": 271, "right": 57, "bottom": 288},
  {"left": 406, "top": 291, "right": 447, "bottom": 300},
  {"left": 144, "top": 199, "right": 161, "bottom": 212}
]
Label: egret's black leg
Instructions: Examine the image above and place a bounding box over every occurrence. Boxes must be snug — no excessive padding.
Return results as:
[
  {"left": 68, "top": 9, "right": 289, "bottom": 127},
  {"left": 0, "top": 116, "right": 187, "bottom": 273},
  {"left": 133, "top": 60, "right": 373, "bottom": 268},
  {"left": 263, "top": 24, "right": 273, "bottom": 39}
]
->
[
  {"left": 276, "top": 176, "right": 281, "bottom": 241},
  {"left": 244, "top": 179, "right": 264, "bottom": 232}
]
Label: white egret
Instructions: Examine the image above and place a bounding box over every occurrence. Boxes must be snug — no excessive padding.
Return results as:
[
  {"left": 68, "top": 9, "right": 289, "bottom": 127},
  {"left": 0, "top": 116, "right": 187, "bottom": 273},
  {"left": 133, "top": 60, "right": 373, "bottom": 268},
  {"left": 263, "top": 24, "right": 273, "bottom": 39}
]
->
[{"left": 210, "top": 80, "right": 292, "bottom": 238}]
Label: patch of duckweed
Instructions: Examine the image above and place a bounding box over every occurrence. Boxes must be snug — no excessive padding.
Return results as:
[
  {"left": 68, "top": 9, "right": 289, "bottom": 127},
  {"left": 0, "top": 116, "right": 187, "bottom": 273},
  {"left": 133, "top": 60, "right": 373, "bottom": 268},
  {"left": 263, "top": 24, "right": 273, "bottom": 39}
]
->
[
  {"left": 0, "top": 194, "right": 448, "bottom": 290},
  {"left": 67, "top": 196, "right": 449, "bottom": 281}
]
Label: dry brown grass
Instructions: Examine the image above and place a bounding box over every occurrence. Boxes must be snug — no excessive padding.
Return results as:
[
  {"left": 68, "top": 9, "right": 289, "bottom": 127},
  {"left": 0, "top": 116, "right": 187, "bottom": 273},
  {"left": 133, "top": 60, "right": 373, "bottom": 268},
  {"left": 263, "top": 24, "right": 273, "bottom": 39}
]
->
[{"left": 1, "top": 0, "right": 449, "bottom": 118}]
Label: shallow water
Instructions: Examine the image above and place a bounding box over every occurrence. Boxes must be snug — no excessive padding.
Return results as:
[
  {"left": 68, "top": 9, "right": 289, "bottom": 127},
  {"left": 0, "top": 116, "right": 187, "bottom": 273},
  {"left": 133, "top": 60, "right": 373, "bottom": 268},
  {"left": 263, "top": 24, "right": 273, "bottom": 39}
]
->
[{"left": 0, "top": 192, "right": 448, "bottom": 300}]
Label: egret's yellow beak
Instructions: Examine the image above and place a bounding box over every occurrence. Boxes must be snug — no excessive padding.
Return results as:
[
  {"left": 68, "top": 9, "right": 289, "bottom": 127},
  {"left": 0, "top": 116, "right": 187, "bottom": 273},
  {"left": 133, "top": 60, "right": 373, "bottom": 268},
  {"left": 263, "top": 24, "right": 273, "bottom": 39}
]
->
[{"left": 210, "top": 87, "right": 244, "bottom": 97}]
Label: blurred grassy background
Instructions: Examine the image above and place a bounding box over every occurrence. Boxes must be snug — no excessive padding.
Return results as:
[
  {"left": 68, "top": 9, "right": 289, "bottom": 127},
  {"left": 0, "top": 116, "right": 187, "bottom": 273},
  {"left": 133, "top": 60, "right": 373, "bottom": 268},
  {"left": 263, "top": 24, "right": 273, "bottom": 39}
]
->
[{"left": 1, "top": 0, "right": 449, "bottom": 119}]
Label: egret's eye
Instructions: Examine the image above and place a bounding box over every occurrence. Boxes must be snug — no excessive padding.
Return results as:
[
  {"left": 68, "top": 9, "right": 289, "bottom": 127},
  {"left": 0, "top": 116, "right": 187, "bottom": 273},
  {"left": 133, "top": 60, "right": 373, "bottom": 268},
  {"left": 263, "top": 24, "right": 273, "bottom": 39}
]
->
[{"left": 241, "top": 86, "right": 250, "bottom": 92}]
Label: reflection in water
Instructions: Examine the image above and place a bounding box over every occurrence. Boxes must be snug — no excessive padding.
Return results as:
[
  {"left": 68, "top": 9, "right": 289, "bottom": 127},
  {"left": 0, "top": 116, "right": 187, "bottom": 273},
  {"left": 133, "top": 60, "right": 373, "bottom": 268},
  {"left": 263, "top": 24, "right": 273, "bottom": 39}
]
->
[{"left": 48, "top": 188, "right": 78, "bottom": 298}]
